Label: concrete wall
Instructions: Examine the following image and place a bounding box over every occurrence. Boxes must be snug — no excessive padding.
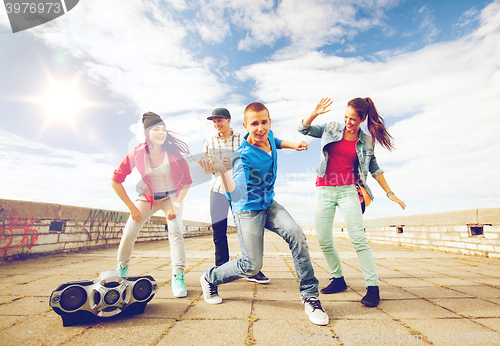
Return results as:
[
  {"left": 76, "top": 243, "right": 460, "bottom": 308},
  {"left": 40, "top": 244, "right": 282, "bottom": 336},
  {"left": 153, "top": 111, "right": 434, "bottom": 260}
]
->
[
  {"left": 3, "top": 198, "right": 498, "bottom": 260},
  {"left": 0, "top": 199, "right": 234, "bottom": 261},
  {"left": 303, "top": 207, "right": 500, "bottom": 258}
]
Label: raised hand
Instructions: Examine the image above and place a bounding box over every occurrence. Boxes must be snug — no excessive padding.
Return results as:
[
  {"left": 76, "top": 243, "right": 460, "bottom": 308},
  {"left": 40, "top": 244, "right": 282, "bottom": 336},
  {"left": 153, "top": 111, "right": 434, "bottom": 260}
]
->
[
  {"left": 313, "top": 97, "right": 333, "bottom": 116},
  {"left": 303, "top": 98, "right": 333, "bottom": 125}
]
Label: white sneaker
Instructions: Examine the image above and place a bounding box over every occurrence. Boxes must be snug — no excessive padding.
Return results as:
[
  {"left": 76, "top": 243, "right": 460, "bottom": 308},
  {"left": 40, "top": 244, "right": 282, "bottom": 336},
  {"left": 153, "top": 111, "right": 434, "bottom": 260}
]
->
[
  {"left": 200, "top": 273, "right": 222, "bottom": 304},
  {"left": 302, "top": 296, "right": 329, "bottom": 325}
]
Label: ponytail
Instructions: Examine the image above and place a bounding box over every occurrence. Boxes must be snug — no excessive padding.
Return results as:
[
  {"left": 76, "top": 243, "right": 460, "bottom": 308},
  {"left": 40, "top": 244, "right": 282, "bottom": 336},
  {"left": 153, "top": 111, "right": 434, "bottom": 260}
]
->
[{"left": 347, "top": 97, "right": 394, "bottom": 151}]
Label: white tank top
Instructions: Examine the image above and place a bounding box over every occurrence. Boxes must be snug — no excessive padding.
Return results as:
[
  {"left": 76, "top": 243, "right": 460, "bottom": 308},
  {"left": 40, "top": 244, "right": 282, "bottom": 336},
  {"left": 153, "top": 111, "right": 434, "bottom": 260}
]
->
[{"left": 144, "top": 153, "right": 177, "bottom": 193}]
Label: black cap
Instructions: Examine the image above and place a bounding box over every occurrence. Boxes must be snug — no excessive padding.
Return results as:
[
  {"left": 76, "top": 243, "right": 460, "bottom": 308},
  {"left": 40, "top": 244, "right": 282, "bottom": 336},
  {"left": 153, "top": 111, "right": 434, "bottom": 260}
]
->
[
  {"left": 207, "top": 108, "right": 231, "bottom": 120},
  {"left": 142, "top": 112, "right": 165, "bottom": 132}
]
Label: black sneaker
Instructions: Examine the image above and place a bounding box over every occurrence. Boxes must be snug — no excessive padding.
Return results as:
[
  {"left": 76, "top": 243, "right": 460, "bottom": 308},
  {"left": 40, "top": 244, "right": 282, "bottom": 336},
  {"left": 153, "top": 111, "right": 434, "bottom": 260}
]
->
[
  {"left": 247, "top": 271, "right": 270, "bottom": 284},
  {"left": 360, "top": 286, "right": 380, "bottom": 307},
  {"left": 320, "top": 277, "right": 347, "bottom": 294}
]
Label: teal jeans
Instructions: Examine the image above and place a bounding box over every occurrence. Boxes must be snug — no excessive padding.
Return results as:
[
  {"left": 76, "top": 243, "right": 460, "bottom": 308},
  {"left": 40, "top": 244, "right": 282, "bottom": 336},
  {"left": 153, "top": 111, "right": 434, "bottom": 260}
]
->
[{"left": 315, "top": 185, "right": 378, "bottom": 286}]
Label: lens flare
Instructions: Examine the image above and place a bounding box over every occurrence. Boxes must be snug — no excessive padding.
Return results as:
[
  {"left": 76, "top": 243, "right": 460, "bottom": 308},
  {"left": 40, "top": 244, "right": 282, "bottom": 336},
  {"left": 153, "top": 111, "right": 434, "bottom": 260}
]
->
[{"left": 32, "top": 76, "right": 91, "bottom": 128}]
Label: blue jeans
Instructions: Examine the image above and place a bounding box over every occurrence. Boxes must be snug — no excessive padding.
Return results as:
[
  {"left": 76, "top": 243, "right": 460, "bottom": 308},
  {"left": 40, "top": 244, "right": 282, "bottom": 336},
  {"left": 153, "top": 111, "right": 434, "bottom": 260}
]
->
[
  {"left": 210, "top": 191, "right": 231, "bottom": 266},
  {"left": 315, "top": 185, "right": 379, "bottom": 286},
  {"left": 205, "top": 200, "right": 319, "bottom": 297}
]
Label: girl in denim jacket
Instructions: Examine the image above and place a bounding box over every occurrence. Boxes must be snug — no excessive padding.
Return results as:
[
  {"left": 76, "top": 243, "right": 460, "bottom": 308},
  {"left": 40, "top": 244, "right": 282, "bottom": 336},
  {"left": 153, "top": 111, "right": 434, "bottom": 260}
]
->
[{"left": 298, "top": 97, "right": 405, "bottom": 307}]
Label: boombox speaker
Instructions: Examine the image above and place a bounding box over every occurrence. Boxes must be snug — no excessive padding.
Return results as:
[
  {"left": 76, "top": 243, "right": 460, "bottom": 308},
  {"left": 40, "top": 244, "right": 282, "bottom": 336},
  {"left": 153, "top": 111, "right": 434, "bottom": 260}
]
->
[{"left": 49, "top": 270, "right": 158, "bottom": 326}]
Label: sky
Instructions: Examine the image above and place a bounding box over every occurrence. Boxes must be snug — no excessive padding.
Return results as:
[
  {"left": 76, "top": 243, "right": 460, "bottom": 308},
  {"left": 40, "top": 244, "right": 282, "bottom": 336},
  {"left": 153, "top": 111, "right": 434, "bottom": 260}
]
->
[{"left": 1, "top": 0, "right": 499, "bottom": 226}]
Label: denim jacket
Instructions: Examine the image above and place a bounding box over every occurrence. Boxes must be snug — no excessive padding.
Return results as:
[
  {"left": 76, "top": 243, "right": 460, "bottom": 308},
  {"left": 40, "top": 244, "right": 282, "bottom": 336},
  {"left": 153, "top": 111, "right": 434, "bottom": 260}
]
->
[{"left": 298, "top": 121, "right": 383, "bottom": 200}]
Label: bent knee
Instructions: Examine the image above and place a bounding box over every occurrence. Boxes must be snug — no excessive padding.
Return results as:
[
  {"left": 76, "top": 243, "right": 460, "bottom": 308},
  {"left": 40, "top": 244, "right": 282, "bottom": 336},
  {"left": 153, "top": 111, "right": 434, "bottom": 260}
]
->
[
  {"left": 351, "top": 238, "right": 371, "bottom": 251},
  {"left": 121, "top": 233, "right": 137, "bottom": 243},
  {"left": 319, "top": 243, "right": 336, "bottom": 253},
  {"left": 246, "top": 267, "right": 261, "bottom": 277},
  {"left": 317, "top": 234, "right": 334, "bottom": 246},
  {"left": 240, "top": 259, "right": 262, "bottom": 277}
]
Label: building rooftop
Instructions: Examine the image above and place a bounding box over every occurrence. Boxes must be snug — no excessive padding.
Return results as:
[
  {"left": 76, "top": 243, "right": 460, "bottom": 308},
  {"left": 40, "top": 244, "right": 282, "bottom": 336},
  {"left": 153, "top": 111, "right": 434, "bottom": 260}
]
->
[{"left": 0, "top": 231, "right": 499, "bottom": 345}]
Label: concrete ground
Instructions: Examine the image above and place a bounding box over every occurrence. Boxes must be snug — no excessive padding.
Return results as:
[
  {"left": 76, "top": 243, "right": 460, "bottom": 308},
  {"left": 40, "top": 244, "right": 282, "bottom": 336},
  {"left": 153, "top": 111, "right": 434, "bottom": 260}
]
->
[{"left": 0, "top": 231, "right": 499, "bottom": 346}]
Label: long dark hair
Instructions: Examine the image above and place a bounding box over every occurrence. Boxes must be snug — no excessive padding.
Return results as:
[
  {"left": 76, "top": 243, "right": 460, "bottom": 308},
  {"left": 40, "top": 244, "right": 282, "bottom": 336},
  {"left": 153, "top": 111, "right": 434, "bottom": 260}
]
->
[
  {"left": 347, "top": 97, "right": 394, "bottom": 151},
  {"left": 143, "top": 113, "right": 191, "bottom": 157}
]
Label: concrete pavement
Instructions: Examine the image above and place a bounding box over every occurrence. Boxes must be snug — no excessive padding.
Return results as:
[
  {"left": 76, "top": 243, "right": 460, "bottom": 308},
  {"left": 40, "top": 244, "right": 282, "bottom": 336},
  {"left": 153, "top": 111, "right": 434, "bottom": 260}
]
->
[{"left": 0, "top": 231, "right": 499, "bottom": 345}]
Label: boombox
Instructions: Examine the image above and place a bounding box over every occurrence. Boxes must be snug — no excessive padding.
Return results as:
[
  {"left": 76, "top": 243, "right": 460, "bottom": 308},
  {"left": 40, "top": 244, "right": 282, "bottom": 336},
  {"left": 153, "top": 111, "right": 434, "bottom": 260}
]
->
[{"left": 49, "top": 270, "right": 158, "bottom": 326}]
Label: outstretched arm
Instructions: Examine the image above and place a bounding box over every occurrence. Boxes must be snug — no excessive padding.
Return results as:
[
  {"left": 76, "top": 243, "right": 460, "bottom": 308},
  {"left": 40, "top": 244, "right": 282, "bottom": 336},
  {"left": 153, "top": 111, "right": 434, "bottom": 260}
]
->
[
  {"left": 280, "top": 140, "right": 308, "bottom": 151},
  {"left": 375, "top": 173, "right": 406, "bottom": 210}
]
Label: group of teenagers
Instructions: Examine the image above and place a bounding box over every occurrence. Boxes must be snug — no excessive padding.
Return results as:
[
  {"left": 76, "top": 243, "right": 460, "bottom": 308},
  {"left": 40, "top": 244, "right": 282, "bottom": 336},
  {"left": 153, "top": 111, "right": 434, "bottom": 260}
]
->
[{"left": 111, "top": 97, "right": 406, "bottom": 326}]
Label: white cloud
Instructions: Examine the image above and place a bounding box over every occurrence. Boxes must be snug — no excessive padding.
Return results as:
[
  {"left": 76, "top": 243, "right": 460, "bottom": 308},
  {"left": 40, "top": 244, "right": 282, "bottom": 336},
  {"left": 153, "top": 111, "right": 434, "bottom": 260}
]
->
[
  {"left": 26, "top": 0, "right": 231, "bottom": 115},
  {"left": 0, "top": 128, "right": 124, "bottom": 210},
  {"left": 189, "top": 0, "right": 400, "bottom": 56},
  {"left": 7, "top": 0, "right": 403, "bottom": 128},
  {"left": 164, "top": 0, "right": 189, "bottom": 11},
  {"left": 192, "top": 0, "right": 232, "bottom": 44},
  {"left": 417, "top": 5, "right": 440, "bottom": 43}
]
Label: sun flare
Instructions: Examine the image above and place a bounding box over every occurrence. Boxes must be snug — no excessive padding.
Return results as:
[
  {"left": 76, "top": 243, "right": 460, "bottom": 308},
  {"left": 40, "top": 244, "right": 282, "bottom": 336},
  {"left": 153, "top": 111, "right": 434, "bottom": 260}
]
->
[{"left": 35, "top": 77, "right": 89, "bottom": 127}]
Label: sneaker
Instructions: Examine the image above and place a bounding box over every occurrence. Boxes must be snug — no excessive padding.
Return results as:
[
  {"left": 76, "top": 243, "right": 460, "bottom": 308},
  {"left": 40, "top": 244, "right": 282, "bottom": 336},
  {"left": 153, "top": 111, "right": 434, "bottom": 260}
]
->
[
  {"left": 116, "top": 263, "right": 129, "bottom": 278},
  {"left": 200, "top": 273, "right": 222, "bottom": 304},
  {"left": 360, "top": 286, "right": 380, "bottom": 307},
  {"left": 320, "top": 276, "right": 347, "bottom": 294},
  {"left": 247, "top": 271, "right": 270, "bottom": 284},
  {"left": 302, "top": 296, "right": 329, "bottom": 326},
  {"left": 172, "top": 272, "right": 187, "bottom": 298}
]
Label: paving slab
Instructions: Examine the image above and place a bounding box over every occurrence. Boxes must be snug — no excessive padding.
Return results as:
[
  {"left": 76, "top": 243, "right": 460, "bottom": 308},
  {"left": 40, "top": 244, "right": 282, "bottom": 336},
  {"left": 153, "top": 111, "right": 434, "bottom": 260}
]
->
[
  {"left": 381, "top": 299, "right": 459, "bottom": 319},
  {"left": 157, "top": 320, "right": 249, "bottom": 346},
  {"left": 402, "top": 286, "right": 474, "bottom": 299},
  {"left": 331, "top": 318, "right": 425, "bottom": 346},
  {"left": 63, "top": 316, "right": 173, "bottom": 346},
  {"left": 400, "top": 318, "right": 498, "bottom": 346},
  {"left": 445, "top": 285, "right": 500, "bottom": 299},
  {"left": 0, "top": 232, "right": 499, "bottom": 345},
  {"left": 0, "top": 313, "right": 87, "bottom": 346},
  {"left": 428, "top": 298, "right": 500, "bottom": 318}
]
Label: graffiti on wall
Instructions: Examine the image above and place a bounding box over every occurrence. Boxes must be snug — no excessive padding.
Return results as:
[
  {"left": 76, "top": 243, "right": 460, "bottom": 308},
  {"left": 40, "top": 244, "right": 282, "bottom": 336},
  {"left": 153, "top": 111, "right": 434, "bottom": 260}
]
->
[
  {"left": 83, "top": 209, "right": 129, "bottom": 243},
  {"left": 1, "top": 211, "right": 39, "bottom": 256}
]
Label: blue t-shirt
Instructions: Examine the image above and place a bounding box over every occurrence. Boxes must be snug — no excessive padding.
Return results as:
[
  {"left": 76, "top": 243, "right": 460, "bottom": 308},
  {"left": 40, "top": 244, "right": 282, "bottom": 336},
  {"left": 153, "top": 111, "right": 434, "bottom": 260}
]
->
[{"left": 225, "top": 130, "right": 282, "bottom": 213}]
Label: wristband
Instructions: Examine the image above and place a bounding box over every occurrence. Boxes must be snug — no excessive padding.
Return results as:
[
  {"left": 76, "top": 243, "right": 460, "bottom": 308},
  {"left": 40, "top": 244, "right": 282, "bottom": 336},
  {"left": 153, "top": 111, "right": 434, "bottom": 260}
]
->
[
  {"left": 173, "top": 202, "right": 181, "bottom": 209},
  {"left": 386, "top": 191, "right": 394, "bottom": 197}
]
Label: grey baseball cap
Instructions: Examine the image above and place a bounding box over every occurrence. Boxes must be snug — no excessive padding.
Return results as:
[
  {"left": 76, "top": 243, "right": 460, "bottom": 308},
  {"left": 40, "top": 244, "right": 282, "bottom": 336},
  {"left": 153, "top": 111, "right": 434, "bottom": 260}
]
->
[{"left": 207, "top": 108, "right": 231, "bottom": 120}]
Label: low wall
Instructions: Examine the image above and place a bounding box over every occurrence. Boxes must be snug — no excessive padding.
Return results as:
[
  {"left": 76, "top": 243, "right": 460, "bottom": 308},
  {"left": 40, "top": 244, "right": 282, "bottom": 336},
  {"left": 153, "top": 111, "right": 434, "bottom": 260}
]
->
[
  {"left": 303, "top": 208, "right": 500, "bottom": 258},
  {"left": 0, "top": 199, "right": 234, "bottom": 261}
]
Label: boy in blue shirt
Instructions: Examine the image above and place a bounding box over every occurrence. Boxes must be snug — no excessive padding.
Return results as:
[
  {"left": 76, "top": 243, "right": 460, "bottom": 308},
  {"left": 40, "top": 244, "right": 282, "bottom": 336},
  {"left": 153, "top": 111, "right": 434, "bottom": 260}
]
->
[{"left": 198, "top": 102, "right": 329, "bottom": 326}]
